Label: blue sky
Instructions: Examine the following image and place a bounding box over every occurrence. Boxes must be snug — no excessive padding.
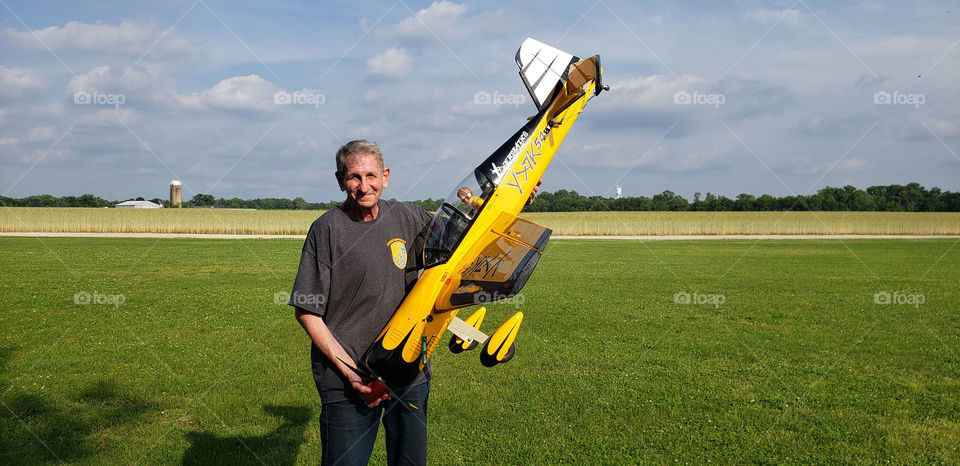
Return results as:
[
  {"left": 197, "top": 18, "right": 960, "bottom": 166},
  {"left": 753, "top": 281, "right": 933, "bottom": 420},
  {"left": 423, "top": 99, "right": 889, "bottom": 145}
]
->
[{"left": 1, "top": 0, "right": 957, "bottom": 203}]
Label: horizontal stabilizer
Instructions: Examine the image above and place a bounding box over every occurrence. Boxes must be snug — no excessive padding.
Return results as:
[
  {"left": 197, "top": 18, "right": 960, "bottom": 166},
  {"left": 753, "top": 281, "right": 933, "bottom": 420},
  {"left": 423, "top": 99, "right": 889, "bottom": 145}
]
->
[{"left": 448, "top": 315, "right": 488, "bottom": 346}]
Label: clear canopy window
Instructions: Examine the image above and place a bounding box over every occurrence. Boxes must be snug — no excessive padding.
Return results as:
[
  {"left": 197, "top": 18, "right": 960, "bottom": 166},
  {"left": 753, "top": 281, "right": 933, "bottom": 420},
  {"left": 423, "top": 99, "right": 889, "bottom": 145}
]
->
[{"left": 423, "top": 170, "right": 495, "bottom": 267}]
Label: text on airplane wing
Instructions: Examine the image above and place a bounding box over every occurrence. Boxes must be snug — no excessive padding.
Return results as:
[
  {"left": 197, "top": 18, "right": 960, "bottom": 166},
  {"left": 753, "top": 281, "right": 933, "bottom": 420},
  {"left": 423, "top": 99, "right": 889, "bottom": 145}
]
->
[{"left": 435, "top": 211, "right": 551, "bottom": 311}]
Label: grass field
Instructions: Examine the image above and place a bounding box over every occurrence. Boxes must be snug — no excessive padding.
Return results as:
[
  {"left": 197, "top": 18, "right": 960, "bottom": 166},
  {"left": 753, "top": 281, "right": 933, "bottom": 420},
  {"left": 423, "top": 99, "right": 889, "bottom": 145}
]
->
[
  {"left": 1, "top": 237, "right": 958, "bottom": 463},
  {"left": 2, "top": 207, "right": 959, "bottom": 235}
]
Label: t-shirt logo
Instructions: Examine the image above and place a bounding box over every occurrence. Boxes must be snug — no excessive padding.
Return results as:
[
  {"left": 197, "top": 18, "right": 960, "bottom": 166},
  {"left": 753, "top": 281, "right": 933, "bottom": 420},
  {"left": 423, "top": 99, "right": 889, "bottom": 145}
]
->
[{"left": 387, "top": 238, "right": 407, "bottom": 269}]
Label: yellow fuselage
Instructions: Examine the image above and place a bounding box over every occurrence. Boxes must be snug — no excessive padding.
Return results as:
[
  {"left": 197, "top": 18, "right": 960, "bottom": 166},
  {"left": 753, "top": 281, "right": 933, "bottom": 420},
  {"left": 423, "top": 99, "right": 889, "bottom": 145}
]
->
[{"left": 366, "top": 77, "right": 598, "bottom": 386}]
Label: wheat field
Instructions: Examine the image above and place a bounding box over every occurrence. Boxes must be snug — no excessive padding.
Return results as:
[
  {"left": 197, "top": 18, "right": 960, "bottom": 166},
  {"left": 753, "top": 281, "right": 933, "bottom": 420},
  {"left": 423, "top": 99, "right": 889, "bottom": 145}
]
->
[
  {"left": 1, "top": 207, "right": 958, "bottom": 235},
  {"left": 524, "top": 211, "right": 960, "bottom": 236},
  {"left": 0, "top": 207, "right": 320, "bottom": 235}
]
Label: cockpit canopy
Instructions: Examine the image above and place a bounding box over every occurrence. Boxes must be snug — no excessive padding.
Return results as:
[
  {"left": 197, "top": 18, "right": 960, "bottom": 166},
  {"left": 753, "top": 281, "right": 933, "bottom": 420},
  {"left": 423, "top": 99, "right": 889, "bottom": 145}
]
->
[{"left": 422, "top": 169, "right": 495, "bottom": 267}]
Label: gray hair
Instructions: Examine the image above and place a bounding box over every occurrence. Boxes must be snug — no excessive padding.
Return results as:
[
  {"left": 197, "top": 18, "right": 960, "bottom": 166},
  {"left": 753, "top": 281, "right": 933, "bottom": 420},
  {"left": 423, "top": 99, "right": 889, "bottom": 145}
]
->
[{"left": 335, "top": 140, "right": 384, "bottom": 179}]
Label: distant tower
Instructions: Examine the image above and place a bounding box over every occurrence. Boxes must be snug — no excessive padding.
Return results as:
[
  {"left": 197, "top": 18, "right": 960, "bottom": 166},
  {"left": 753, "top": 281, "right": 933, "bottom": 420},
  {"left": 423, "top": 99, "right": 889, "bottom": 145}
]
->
[
  {"left": 170, "top": 180, "right": 182, "bottom": 207},
  {"left": 616, "top": 185, "right": 622, "bottom": 199}
]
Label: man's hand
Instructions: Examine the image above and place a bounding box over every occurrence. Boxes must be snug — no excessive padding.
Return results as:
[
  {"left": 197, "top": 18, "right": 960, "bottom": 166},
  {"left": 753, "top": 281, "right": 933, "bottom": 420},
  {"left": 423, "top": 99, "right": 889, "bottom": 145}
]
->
[
  {"left": 295, "top": 308, "right": 390, "bottom": 408},
  {"left": 342, "top": 368, "right": 390, "bottom": 408},
  {"left": 527, "top": 179, "right": 543, "bottom": 205},
  {"left": 360, "top": 380, "right": 391, "bottom": 408}
]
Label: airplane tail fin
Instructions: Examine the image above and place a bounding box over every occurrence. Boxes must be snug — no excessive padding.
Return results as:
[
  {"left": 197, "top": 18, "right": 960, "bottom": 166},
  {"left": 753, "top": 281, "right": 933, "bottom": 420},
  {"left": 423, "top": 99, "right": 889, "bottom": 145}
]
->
[
  {"left": 516, "top": 38, "right": 574, "bottom": 111},
  {"left": 516, "top": 38, "right": 607, "bottom": 111}
]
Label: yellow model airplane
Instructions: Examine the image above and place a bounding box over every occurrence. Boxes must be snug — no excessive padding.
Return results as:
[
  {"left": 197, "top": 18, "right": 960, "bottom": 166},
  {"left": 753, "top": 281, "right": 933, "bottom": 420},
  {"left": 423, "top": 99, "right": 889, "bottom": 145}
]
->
[{"left": 359, "top": 38, "right": 607, "bottom": 399}]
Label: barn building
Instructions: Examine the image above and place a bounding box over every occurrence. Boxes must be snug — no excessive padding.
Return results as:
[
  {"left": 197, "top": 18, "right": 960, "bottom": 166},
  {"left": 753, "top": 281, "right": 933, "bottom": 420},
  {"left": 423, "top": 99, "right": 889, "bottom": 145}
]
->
[{"left": 116, "top": 200, "right": 161, "bottom": 209}]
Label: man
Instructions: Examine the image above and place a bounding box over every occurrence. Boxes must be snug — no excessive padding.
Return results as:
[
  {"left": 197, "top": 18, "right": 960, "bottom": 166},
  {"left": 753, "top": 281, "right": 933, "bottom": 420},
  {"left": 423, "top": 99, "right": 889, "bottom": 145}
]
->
[
  {"left": 289, "top": 140, "right": 432, "bottom": 465},
  {"left": 290, "top": 140, "right": 541, "bottom": 465}
]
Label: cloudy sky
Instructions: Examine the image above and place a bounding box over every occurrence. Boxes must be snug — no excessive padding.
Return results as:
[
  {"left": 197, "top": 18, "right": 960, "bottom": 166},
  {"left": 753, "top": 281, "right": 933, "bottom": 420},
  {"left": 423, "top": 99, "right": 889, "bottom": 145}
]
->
[{"left": 1, "top": 0, "right": 957, "bottom": 203}]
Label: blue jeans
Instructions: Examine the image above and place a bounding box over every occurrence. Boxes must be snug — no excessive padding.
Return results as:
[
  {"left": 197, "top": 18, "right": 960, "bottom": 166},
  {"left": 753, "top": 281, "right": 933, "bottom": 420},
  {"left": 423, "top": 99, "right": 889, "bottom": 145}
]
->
[{"left": 319, "top": 381, "right": 429, "bottom": 466}]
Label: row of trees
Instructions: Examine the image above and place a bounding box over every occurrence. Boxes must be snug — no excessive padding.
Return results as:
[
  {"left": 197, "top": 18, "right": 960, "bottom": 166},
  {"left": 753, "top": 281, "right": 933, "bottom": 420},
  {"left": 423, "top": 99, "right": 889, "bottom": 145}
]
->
[
  {"left": 0, "top": 194, "right": 116, "bottom": 208},
  {"left": 2, "top": 183, "right": 958, "bottom": 212},
  {"left": 187, "top": 194, "right": 448, "bottom": 211},
  {"left": 526, "top": 184, "right": 960, "bottom": 212}
]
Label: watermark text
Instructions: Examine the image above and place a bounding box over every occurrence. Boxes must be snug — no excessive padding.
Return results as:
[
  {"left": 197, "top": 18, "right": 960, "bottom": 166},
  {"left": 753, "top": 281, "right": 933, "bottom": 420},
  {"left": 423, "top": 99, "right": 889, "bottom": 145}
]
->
[
  {"left": 274, "top": 91, "right": 326, "bottom": 108},
  {"left": 73, "top": 90, "right": 125, "bottom": 108},
  {"left": 474, "top": 91, "right": 525, "bottom": 108},
  {"left": 674, "top": 290, "right": 725, "bottom": 308},
  {"left": 74, "top": 290, "right": 125, "bottom": 308},
  {"left": 673, "top": 90, "right": 725, "bottom": 108},
  {"left": 874, "top": 91, "right": 924, "bottom": 108},
  {"left": 874, "top": 291, "right": 924, "bottom": 308}
]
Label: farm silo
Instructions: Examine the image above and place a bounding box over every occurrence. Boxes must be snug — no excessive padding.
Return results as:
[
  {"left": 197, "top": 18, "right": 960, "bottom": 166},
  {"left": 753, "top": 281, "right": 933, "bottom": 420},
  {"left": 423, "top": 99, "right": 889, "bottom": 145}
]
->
[{"left": 170, "top": 180, "right": 182, "bottom": 207}]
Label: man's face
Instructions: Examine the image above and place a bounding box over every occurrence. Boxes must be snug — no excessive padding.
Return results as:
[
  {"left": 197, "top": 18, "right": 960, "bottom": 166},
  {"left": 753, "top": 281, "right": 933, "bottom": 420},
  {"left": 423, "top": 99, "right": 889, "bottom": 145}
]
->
[{"left": 339, "top": 152, "right": 389, "bottom": 210}]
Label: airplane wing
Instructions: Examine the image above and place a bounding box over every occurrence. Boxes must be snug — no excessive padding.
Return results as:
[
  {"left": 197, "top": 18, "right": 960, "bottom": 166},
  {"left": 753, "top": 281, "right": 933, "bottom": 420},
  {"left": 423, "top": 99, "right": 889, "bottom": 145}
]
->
[{"left": 435, "top": 211, "right": 551, "bottom": 311}]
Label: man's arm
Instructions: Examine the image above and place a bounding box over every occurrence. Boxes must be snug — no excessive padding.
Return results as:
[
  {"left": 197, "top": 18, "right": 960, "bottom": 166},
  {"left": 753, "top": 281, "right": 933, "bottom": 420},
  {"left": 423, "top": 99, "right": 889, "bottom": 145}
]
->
[{"left": 294, "top": 308, "right": 389, "bottom": 407}]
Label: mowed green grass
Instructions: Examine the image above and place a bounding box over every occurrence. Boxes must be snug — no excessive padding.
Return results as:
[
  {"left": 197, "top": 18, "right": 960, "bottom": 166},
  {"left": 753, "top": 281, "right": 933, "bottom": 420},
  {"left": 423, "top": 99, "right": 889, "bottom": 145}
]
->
[
  {"left": 0, "top": 237, "right": 957, "bottom": 463},
  {"left": 2, "top": 207, "right": 959, "bottom": 235}
]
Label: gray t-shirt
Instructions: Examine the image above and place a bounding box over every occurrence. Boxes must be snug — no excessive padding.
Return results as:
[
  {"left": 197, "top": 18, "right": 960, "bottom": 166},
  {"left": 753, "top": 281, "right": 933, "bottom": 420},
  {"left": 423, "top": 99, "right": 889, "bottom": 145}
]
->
[{"left": 290, "top": 199, "right": 433, "bottom": 404}]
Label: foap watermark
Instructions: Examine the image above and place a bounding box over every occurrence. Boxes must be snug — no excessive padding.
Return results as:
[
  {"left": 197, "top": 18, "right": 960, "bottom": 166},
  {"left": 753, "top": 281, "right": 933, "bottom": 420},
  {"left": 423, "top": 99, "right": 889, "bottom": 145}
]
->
[
  {"left": 475, "top": 291, "right": 525, "bottom": 308},
  {"left": 673, "top": 90, "right": 725, "bottom": 108},
  {"left": 73, "top": 90, "right": 125, "bottom": 108},
  {"left": 874, "top": 291, "right": 925, "bottom": 308},
  {"left": 674, "top": 291, "right": 725, "bottom": 308},
  {"left": 275, "top": 290, "right": 326, "bottom": 307},
  {"left": 473, "top": 91, "right": 525, "bottom": 108},
  {"left": 74, "top": 290, "right": 125, "bottom": 308},
  {"left": 873, "top": 91, "right": 924, "bottom": 108},
  {"left": 273, "top": 91, "right": 326, "bottom": 108}
]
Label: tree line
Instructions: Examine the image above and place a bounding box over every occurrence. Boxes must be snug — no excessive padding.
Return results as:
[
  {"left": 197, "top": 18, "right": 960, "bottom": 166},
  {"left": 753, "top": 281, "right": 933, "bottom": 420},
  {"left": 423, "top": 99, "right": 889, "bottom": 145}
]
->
[
  {"left": 525, "top": 183, "right": 960, "bottom": 212},
  {"left": 185, "top": 194, "right": 448, "bottom": 211},
  {"left": 526, "top": 183, "right": 960, "bottom": 212},
  {"left": 2, "top": 183, "right": 958, "bottom": 212}
]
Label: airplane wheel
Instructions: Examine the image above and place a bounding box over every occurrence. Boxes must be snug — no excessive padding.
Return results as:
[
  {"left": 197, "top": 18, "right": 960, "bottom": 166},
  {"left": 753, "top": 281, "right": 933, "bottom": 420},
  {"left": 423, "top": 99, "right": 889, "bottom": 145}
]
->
[
  {"left": 480, "top": 341, "right": 515, "bottom": 367},
  {"left": 448, "top": 335, "right": 464, "bottom": 353},
  {"left": 449, "top": 335, "right": 479, "bottom": 353}
]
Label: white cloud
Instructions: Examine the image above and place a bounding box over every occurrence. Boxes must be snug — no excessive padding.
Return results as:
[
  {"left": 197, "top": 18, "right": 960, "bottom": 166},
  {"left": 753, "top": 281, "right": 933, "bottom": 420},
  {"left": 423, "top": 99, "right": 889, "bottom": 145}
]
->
[
  {"left": 67, "top": 64, "right": 163, "bottom": 94},
  {"left": 589, "top": 74, "right": 792, "bottom": 133},
  {"left": 0, "top": 65, "right": 44, "bottom": 100},
  {"left": 18, "top": 147, "right": 72, "bottom": 164},
  {"left": 922, "top": 117, "right": 960, "bottom": 139},
  {"left": 177, "top": 75, "right": 283, "bottom": 112},
  {"left": 569, "top": 142, "right": 737, "bottom": 172},
  {"left": 744, "top": 8, "right": 808, "bottom": 26},
  {"left": 363, "top": 90, "right": 384, "bottom": 103},
  {"left": 277, "top": 139, "right": 323, "bottom": 157},
  {"left": 837, "top": 157, "right": 868, "bottom": 172},
  {"left": 23, "top": 126, "right": 57, "bottom": 143},
  {"left": 67, "top": 65, "right": 289, "bottom": 113},
  {"left": 852, "top": 34, "right": 952, "bottom": 59},
  {"left": 785, "top": 154, "right": 869, "bottom": 176},
  {"left": 347, "top": 125, "right": 377, "bottom": 139},
  {"left": 1, "top": 21, "right": 190, "bottom": 55},
  {"left": 448, "top": 98, "right": 504, "bottom": 118},
  {"left": 605, "top": 74, "right": 708, "bottom": 110},
  {"left": 0, "top": 137, "right": 18, "bottom": 145},
  {"left": 66, "top": 64, "right": 177, "bottom": 110},
  {"left": 382, "top": 1, "right": 469, "bottom": 41},
  {"left": 635, "top": 145, "right": 738, "bottom": 172},
  {"left": 78, "top": 108, "right": 137, "bottom": 127},
  {"left": 366, "top": 47, "right": 413, "bottom": 78},
  {"left": 20, "top": 103, "right": 65, "bottom": 118}
]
